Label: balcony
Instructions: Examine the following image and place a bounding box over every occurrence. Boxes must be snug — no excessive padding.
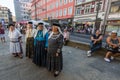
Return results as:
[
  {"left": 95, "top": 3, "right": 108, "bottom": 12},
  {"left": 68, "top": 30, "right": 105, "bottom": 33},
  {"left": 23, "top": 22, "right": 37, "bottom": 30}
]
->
[{"left": 76, "top": 0, "right": 94, "bottom": 6}]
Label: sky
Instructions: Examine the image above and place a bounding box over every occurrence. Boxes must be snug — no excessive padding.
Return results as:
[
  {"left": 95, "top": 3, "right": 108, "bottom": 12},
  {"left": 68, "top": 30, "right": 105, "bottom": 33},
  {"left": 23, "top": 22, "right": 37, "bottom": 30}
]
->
[{"left": 0, "top": 0, "right": 15, "bottom": 16}]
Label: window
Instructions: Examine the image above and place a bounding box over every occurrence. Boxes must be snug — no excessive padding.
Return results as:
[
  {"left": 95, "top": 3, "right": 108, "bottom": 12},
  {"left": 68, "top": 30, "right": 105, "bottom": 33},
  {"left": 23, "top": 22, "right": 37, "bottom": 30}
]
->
[
  {"left": 50, "top": 5, "right": 52, "bottom": 10},
  {"left": 76, "top": 0, "right": 83, "bottom": 5},
  {"left": 56, "top": 2, "right": 59, "bottom": 8},
  {"left": 84, "top": 5, "right": 91, "bottom": 14},
  {"left": 63, "top": 8, "right": 67, "bottom": 16},
  {"left": 69, "top": 0, "right": 73, "bottom": 2},
  {"left": 64, "top": 0, "right": 67, "bottom": 4},
  {"left": 76, "top": 6, "right": 81, "bottom": 15},
  {"left": 110, "top": 5, "right": 120, "bottom": 13},
  {"left": 56, "top": 11, "right": 58, "bottom": 17},
  {"left": 60, "top": 0, "right": 62, "bottom": 6},
  {"left": 60, "top": 0, "right": 62, "bottom": 3},
  {"left": 4, "top": 14, "right": 7, "bottom": 17},
  {"left": 68, "top": 7, "right": 73, "bottom": 15},
  {"left": 110, "top": 1, "right": 120, "bottom": 13},
  {"left": 59, "top": 9, "right": 62, "bottom": 16}
]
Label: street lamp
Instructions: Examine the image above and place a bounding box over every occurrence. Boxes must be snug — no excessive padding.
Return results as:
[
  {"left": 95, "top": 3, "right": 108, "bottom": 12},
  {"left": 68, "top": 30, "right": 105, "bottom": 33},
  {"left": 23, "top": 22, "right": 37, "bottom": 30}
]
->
[
  {"left": 101, "top": 0, "right": 111, "bottom": 35},
  {"left": 35, "top": 0, "right": 37, "bottom": 20},
  {"left": 45, "top": 0, "right": 47, "bottom": 19},
  {"left": 34, "top": 0, "right": 47, "bottom": 21},
  {"left": 94, "top": 0, "right": 101, "bottom": 33}
]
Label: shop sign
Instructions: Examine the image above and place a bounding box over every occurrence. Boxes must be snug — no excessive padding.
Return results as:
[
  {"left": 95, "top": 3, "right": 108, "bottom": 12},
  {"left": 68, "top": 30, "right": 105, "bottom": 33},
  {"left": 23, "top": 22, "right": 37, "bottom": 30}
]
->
[{"left": 108, "top": 13, "right": 120, "bottom": 19}]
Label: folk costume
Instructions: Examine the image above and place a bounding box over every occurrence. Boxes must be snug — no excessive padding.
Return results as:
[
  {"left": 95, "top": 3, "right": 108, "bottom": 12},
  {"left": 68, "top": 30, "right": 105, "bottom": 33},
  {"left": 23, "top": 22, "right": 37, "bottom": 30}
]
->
[
  {"left": 33, "top": 23, "right": 49, "bottom": 67},
  {"left": 47, "top": 23, "right": 64, "bottom": 76},
  {"left": 26, "top": 22, "right": 36, "bottom": 58},
  {"left": 8, "top": 24, "right": 23, "bottom": 58}
]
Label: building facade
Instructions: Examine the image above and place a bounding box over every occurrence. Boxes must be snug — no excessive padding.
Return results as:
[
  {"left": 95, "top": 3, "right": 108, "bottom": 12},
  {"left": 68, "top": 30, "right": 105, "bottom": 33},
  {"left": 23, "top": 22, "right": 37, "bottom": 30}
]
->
[
  {"left": 14, "top": 0, "right": 32, "bottom": 22},
  {"left": 0, "top": 6, "right": 12, "bottom": 23},
  {"left": 106, "top": 0, "right": 120, "bottom": 34},
  {"left": 31, "top": 0, "right": 75, "bottom": 25},
  {"left": 74, "top": 0, "right": 107, "bottom": 31}
]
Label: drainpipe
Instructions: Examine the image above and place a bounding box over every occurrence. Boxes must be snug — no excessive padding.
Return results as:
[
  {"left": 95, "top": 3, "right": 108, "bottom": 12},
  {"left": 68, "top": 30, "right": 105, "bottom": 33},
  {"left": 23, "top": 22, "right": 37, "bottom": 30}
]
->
[{"left": 101, "top": 0, "right": 111, "bottom": 35}]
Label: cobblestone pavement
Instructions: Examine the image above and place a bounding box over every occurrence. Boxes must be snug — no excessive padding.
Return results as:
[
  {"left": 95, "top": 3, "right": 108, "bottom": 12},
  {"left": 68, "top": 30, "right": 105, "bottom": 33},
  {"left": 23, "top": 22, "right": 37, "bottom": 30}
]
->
[{"left": 0, "top": 34, "right": 120, "bottom": 80}]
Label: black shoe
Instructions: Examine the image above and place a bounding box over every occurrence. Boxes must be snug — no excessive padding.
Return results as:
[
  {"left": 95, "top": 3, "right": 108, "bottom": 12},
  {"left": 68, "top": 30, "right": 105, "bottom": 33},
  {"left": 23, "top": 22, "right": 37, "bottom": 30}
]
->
[
  {"left": 13, "top": 53, "right": 18, "bottom": 57},
  {"left": 54, "top": 71, "right": 59, "bottom": 77},
  {"left": 19, "top": 56, "right": 23, "bottom": 59}
]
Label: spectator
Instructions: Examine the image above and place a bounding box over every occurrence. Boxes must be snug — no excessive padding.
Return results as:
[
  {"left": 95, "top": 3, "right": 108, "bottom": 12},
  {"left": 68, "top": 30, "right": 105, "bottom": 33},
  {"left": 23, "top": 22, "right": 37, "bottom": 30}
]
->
[
  {"left": 87, "top": 30, "right": 103, "bottom": 57},
  {"left": 104, "top": 31, "right": 120, "bottom": 62},
  {"left": 63, "top": 29, "right": 70, "bottom": 45},
  {"left": 0, "top": 23, "right": 5, "bottom": 43}
]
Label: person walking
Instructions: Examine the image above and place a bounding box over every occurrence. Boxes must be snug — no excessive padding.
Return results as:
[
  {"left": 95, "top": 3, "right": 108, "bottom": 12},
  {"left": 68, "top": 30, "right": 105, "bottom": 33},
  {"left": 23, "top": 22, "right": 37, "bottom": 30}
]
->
[{"left": 47, "top": 23, "right": 64, "bottom": 77}]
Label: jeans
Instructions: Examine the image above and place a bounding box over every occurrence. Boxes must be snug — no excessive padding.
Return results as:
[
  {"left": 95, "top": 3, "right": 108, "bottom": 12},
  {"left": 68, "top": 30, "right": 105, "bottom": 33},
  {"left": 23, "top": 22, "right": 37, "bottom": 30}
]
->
[{"left": 90, "top": 42, "right": 102, "bottom": 53}]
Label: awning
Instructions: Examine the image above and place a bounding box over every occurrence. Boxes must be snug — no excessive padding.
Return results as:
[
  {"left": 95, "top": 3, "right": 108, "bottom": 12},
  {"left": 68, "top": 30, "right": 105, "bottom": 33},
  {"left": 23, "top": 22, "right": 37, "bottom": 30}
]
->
[
  {"left": 107, "top": 20, "right": 120, "bottom": 26},
  {"left": 107, "top": 18, "right": 120, "bottom": 21},
  {"left": 74, "top": 18, "right": 95, "bottom": 22},
  {"left": 107, "top": 22, "right": 120, "bottom": 26}
]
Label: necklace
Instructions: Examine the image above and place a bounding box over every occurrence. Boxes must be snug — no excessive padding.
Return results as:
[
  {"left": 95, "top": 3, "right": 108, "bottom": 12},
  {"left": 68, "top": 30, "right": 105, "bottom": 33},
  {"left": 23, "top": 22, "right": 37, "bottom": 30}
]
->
[
  {"left": 37, "top": 31, "right": 43, "bottom": 37},
  {"left": 51, "top": 34, "right": 61, "bottom": 39}
]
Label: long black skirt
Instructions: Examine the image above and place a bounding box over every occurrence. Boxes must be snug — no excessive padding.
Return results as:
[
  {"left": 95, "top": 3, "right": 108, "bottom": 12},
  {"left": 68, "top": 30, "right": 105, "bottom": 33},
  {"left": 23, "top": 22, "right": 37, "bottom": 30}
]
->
[
  {"left": 26, "top": 37, "right": 34, "bottom": 58},
  {"left": 47, "top": 49, "right": 63, "bottom": 72},
  {"left": 33, "top": 40, "right": 47, "bottom": 67}
]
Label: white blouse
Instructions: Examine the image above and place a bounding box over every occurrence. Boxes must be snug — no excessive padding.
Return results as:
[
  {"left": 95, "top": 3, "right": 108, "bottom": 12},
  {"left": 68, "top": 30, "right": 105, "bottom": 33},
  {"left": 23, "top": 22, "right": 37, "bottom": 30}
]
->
[
  {"left": 26, "top": 29, "right": 36, "bottom": 38},
  {"left": 8, "top": 29, "right": 22, "bottom": 41}
]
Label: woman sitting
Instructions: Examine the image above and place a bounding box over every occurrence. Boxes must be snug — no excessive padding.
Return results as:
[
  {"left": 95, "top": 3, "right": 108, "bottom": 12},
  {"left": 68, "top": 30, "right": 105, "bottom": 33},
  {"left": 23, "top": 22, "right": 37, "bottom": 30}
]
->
[{"left": 104, "top": 31, "right": 120, "bottom": 62}]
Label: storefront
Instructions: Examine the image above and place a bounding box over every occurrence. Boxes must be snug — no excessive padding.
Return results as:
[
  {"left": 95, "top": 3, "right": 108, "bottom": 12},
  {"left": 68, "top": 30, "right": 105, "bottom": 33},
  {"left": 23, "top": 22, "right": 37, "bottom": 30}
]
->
[
  {"left": 106, "top": 0, "right": 120, "bottom": 36},
  {"left": 106, "top": 20, "right": 120, "bottom": 36}
]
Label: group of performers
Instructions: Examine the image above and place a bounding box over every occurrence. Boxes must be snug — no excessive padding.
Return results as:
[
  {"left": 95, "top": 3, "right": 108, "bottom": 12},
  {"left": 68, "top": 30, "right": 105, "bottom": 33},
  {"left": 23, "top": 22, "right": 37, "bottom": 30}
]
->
[{"left": 8, "top": 22, "right": 64, "bottom": 77}]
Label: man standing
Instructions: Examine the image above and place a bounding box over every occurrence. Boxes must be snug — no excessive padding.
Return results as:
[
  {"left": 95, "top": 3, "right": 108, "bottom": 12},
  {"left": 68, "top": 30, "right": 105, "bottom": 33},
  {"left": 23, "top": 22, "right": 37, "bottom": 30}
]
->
[
  {"left": 8, "top": 24, "right": 23, "bottom": 58},
  {"left": 87, "top": 30, "right": 103, "bottom": 57}
]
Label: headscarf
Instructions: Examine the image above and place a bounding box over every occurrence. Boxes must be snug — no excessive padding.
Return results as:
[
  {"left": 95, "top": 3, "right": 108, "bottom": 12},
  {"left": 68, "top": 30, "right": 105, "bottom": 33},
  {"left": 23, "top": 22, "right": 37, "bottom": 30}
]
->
[
  {"left": 34, "top": 23, "right": 48, "bottom": 38},
  {"left": 48, "top": 23, "right": 63, "bottom": 39}
]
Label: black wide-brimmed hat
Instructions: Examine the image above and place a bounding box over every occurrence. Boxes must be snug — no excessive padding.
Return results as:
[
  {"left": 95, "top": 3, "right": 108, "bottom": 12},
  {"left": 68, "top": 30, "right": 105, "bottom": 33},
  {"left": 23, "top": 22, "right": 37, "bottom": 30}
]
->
[
  {"left": 28, "top": 22, "right": 33, "bottom": 24},
  {"left": 38, "top": 22, "right": 44, "bottom": 26},
  {"left": 52, "top": 22, "right": 61, "bottom": 27},
  {"left": 9, "top": 24, "right": 15, "bottom": 27}
]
